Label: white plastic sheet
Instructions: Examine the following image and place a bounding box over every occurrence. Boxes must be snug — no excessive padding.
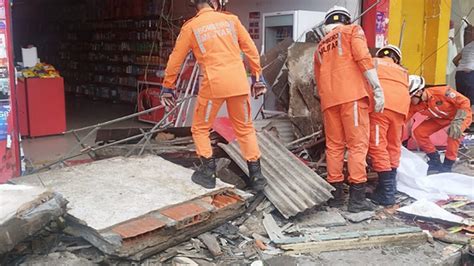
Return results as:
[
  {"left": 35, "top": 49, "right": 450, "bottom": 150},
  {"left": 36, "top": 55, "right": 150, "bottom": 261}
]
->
[
  {"left": 397, "top": 147, "right": 474, "bottom": 201},
  {"left": 398, "top": 199, "right": 470, "bottom": 225}
]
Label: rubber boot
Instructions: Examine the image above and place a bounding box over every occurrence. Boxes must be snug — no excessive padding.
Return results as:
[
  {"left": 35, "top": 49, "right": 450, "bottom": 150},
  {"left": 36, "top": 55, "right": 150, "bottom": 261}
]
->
[
  {"left": 327, "top": 182, "right": 344, "bottom": 208},
  {"left": 440, "top": 158, "right": 455, "bottom": 173},
  {"left": 391, "top": 168, "right": 398, "bottom": 192},
  {"left": 369, "top": 171, "right": 395, "bottom": 206},
  {"left": 348, "top": 183, "right": 375, "bottom": 213},
  {"left": 191, "top": 157, "right": 217, "bottom": 189},
  {"left": 247, "top": 159, "right": 267, "bottom": 192},
  {"left": 427, "top": 152, "right": 442, "bottom": 175}
]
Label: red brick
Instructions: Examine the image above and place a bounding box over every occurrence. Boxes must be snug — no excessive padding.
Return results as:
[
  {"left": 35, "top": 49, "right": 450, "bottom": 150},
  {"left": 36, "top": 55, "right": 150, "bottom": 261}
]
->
[
  {"left": 160, "top": 202, "right": 207, "bottom": 222},
  {"left": 212, "top": 193, "right": 241, "bottom": 209},
  {"left": 112, "top": 216, "right": 166, "bottom": 239}
]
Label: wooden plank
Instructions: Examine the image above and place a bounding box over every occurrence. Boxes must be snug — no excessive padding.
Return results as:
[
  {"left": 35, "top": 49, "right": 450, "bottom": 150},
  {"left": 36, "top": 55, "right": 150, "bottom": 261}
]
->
[{"left": 281, "top": 232, "right": 427, "bottom": 254}]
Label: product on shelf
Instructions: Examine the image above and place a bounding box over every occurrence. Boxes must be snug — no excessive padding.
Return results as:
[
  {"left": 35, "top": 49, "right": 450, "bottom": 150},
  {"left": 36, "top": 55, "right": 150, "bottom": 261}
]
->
[
  {"left": 20, "top": 63, "right": 61, "bottom": 78},
  {"left": 18, "top": 0, "right": 182, "bottom": 103}
]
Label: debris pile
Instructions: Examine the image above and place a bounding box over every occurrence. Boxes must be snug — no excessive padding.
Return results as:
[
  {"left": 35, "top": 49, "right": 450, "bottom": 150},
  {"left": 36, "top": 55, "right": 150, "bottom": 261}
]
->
[{"left": 2, "top": 39, "right": 474, "bottom": 265}]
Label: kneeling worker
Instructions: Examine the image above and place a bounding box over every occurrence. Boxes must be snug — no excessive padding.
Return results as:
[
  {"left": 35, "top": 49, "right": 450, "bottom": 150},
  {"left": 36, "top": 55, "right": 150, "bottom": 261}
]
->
[
  {"left": 161, "top": 0, "right": 267, "bottom": 190},
  {"left": 368, "top": 45, "right": 410, "bottom": 206},
  {"left": 407, "top": 75, "right": 472, "bottom": 173}
]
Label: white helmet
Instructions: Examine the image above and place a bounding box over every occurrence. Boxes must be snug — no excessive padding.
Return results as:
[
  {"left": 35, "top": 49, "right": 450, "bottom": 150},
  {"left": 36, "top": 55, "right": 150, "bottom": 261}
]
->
[
  {"left": 408, "top": 75, "right": 426, "bottom": 96},
  {"left": 376, "top": 44, "right": 402, "bottom": 64},
  {"left": 325, "top": 6, "right": 351, "bottom": 25}
]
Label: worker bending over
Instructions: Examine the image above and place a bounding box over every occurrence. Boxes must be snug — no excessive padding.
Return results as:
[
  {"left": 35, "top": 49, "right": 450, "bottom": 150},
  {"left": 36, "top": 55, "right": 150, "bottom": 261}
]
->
[
  {"left": 407, "top": 75, "right": 472, "bottom": 173},
  {"left": 368, "top": 45, "right": 410, "bottom": 206},
  {"left": 314, "top": 6, "right": 385, "bottom": 213},
  {"left": 161, "top": 0, "right": 267, "bottom": 190}
]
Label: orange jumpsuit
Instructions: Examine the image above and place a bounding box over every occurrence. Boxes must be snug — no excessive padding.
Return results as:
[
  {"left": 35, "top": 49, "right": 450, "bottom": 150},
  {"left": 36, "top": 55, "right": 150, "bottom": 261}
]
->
[
  {"left": 368, "top": 57, "right": 410, "bottom": 172},
  {"left": 408, "top": 86, "right": 472, "bottom": 161},
  {"left": 163, "top": 7, "right": 262, "bottom": 161},
  {"left": 314, "top": 24, "right": 375, "bottom": 184}
]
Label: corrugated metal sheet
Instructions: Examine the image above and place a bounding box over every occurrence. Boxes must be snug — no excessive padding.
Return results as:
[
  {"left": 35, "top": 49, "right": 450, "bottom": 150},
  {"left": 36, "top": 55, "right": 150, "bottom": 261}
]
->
[
  {"left": 253, "top": 118, "right": 296, "bottom": 144},
  {"left": 219, "top": 131, "right": 334, "bottom": 219}
]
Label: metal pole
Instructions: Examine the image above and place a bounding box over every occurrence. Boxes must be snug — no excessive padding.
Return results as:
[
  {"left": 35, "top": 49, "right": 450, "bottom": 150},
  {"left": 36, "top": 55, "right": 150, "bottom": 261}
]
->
[
  {"left": 65, "top": 104, "right": 165, "bottom": 134},
  {"left": 399, "top": 19, "right": 406, "bottom": 49},
  {"left": 31, "top": 96, "right": 193, "bottom": 174},
  {"left": 180, "top": 65, "right": 200, "bottom": 127},
  {"left": 175, "top": 63, "right": 199, "bottom": 127},
  {"left": 351, "top": 0, "right": 381, "bottom": 23}
]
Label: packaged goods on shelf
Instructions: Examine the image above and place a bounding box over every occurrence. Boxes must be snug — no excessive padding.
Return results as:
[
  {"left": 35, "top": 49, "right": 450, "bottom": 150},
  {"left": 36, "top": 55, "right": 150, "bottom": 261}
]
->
[{"left": 20, "top": 63, "right": 61, "bottom": 79}]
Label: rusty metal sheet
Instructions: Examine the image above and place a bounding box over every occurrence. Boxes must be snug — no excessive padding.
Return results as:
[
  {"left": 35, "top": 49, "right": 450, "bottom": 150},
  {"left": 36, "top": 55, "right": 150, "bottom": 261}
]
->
[{"left": 219, "top": 131, "right": 334, "bottom": 219}]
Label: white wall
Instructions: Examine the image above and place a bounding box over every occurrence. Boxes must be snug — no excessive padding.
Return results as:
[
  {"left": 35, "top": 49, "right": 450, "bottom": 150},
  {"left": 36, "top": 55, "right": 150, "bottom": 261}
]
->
[
  {"left": 226, "top": 0, "right": 362, "bottom": 49},
  {"left": 173, "top": 0, "right": 362, "bottom": 49}
]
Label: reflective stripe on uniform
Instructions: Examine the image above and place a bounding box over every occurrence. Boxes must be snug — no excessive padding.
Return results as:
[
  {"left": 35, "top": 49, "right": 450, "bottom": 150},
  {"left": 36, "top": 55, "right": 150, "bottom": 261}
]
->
[
  {"left": 428, "top": 108, "right": 441, "bottom": 118},
  {"left": 204, "top": 100, "right": 213, "bottom": 122},
  {"left": 337, "top": 32, "right": 343, "bottom": 56},
  {"left": 375, "top": 124, "right": 380, "bottom": 146},
  {"left": 193, "top": 29, "right": 207, "bottom": 54},
  {"left": 435, "top": 106, "right": 449, "bottom": 116},
  {"left": 243, "top": 100, "right": 249, "bottom": 123},
  {"left": 227, "top": 20, "right": 238, "bottom": 45},
  {"left": 354, "top": 101, "right": 359, "bottom": 127},
  {"left": 317, "top": 50, "right": 323, "bottom": 63}
]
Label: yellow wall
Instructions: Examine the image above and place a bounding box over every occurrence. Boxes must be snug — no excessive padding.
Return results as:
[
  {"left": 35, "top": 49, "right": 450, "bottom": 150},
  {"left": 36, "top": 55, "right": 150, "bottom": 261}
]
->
[{"left": 387, "top": 0, "right": 451, "bottom": 85}]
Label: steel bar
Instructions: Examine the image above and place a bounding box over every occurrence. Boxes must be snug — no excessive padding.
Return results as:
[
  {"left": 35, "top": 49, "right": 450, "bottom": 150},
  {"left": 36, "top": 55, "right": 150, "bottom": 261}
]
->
[
  {"left": 351, "top": 0, "right": 381, "bottom": 23},
  {"left": 31, "top": 97, "right": 193, "bottom": 173},
  {"left": 65, "top": 105, "right": 165, "bottom": 134},
  {"left": 72, "top": 130, "right": 97, "bottom": 159}
]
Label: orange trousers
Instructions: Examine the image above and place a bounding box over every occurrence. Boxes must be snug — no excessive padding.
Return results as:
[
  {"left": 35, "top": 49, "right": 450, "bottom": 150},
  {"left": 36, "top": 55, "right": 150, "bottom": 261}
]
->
[
  {"left": 368, "top": 110, "right": 405, "bottom": 172},
  {"left": 413, "top": 118, "right": 470, "bottom": 161},
  {"left": 323, "top": 98, "right": 370, "bottom": 184},
  {"left": 191, "top": 94, "right": 261, "bottom": 161}
]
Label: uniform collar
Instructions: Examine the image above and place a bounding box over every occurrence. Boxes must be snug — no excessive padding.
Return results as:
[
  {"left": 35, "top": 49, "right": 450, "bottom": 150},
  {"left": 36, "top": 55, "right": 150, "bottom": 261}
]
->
[
  {"left": 197, "top": 7, "right": 214, "bottom": 16},
  {"left": 380, "top": 57, "right": 395, "bottom": 64}
]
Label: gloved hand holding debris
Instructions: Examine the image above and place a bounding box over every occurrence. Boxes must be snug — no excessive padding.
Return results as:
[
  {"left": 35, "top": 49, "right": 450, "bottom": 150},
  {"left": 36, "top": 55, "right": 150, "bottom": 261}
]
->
[
  {"left": 364, "top": 69, "right": 385, "bottom": 113},
  {"left": 160, "top": 87, "right": 176, "bottom": 107},
  {"left": 251, "top": 75, "right": 268, "bottom": 99},
  {"left": 448, "top": 109, "right": 467, "bottom": 139}
]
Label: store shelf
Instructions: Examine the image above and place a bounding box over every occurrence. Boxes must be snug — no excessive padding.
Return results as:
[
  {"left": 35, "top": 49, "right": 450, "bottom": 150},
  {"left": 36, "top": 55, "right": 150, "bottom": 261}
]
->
[{"left": 20, "top": 0, "right": 181, "bottom": 103}]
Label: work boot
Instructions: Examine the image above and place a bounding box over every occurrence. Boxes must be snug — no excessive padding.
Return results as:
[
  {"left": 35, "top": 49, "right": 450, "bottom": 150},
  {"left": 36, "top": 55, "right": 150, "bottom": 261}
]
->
[
  {"left": 427, "top": 152, "right": 442, "bottom": 175},
  {"left": 327, "top": 182, "right": 344, "bottom": 208},
  {"left": 348, "top": 183, "right": 375, "bottom": 213},
  {"left": 191, "top": 157, "right": 217, "bottom": 189},
  {"left": 369, "top": 171, "right": 395, "bottom": 206},
  {"left": 440, "top": 158, "right": 455, "bottom": 173},
  {"left": 391, "top": 168, "right": 398, "bottom": 192},
  {"left": 247, "top": 159, "right": 267, "bottom": 192}
]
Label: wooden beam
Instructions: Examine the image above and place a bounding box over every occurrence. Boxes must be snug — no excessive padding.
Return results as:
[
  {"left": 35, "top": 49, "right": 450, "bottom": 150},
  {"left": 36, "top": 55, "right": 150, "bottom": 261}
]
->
[{"left": 281, "top": 232, "right": 427, "bottom": 254}]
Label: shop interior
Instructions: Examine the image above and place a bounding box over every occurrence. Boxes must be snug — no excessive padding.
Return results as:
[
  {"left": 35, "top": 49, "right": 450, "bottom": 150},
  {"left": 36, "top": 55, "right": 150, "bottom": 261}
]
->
[{"left": 11, "top": 0, "right": 194, "bottom": 166}]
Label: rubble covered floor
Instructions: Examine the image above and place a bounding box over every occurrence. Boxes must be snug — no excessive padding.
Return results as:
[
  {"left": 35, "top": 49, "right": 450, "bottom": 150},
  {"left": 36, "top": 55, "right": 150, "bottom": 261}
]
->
[{"left": 13, "top": 156, "right": 248, "bottom": 260}]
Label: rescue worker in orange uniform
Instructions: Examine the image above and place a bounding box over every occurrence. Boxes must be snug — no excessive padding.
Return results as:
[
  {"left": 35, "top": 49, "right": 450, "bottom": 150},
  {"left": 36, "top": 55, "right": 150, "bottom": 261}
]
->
[
  {"left": 161, "top": 0, "right": 267, "bottom": 190},
  {"left": 314, "top": 6, "right": 385, "bottom": 213},
  {"left": 407, "top": 75, "right": 472, "bottom": 173},
  {"left": 367, "top": 45, "right": 410, "bottom": 206}
]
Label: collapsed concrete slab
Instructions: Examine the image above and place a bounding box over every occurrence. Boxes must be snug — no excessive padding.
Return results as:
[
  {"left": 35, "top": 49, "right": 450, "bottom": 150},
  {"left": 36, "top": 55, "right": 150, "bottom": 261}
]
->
[
  {"left": 14, "top": 156, "right": 249, "bottom": 260},
  {"left": 287, "top": 43, "right": 324, "bottom": 137},
  {"left": 0, "top": 184, "right": 67, "bottom": 254}
]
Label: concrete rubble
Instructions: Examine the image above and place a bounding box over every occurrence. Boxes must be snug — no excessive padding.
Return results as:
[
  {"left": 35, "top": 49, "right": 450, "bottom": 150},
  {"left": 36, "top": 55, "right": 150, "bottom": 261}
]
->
[
  {"left": 11, "top": 156, "right": 250, "bottom": 260},
  {"left": 0, "top": 184, "right": 67, "bottom": 254},
  {"left": 2, "top": 41, "right": 474, "bottom": 265}
]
